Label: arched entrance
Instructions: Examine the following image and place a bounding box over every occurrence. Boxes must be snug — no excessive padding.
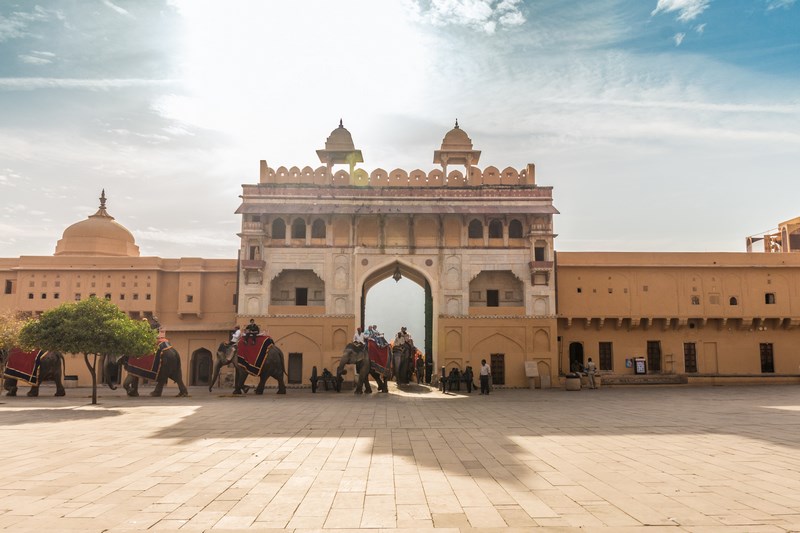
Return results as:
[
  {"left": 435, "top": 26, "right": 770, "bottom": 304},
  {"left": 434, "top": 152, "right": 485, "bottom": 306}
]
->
[
  {"left": 360, "top": 261, "right": 434, "bottom": 383},
  {"left": 190, "top": 348, "right": 213, "bottom": 386}
]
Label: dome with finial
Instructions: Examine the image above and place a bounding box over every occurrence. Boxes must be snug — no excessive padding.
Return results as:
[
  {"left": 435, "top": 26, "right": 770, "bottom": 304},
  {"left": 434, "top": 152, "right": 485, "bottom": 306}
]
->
[
  {"left": 316, "top": 119, "right": 364, "bottom": 167},
  {"left": 433, "top": 120, "right": 481, "bottom": 167},
  {"left": 324, "top": 119, "right": 356, "bottom": 152},
  {"left": 440, "top": 119, "right": 473, "bottom": 151},
  {"left": 54, "top": 190, "right": 140, "bottom": 257}
]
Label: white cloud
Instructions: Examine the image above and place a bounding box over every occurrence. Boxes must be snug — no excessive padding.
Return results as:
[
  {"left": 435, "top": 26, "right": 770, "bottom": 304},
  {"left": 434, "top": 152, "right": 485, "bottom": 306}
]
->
[
  {"left": 651, "top": 0, "right": 710, "bottom": 21},
  {"left": 695, "top": 23, "right": 706, "bottom": 33},
  {"left": 18, "top": 54, "right": 52, "bottom": 65},
  {"left": 409, "top": 0, "right": 526, "bottom": 33},
  {"left": 0, "top": 78, "right": 174, "bottom": 90},
  {"left": 102, "top": 0, "right": 134, "bottom": 18},
  {"left": 674, "top": 32, "right": 686, "bottom": 46},
  {"left": 766, "top": 0, "right": 796, "bottom": 9}
]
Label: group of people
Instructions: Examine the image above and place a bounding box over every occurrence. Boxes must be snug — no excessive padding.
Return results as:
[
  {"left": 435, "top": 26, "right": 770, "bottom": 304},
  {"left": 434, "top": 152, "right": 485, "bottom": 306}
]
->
[
  {"left": 570, "top": 357, "right": 598, "bottom": 389},
  {"left": 352, "top": 324, "right": 414, "bottom": 349},
  {"left": 228, "top": 319, "right": 262, "bottom": 348}
]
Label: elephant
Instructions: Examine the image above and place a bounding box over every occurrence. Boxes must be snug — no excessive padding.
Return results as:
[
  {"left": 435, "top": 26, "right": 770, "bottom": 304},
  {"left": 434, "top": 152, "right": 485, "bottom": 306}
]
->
[
  {"left": 209, "top": 342, "right": 236, "bottom": 392},
  {"left": 336, "top": 343, "right": 389, "bottom": 394},
  {"left": 2, "top": 350, "right": 66, "bottom": 397},
  {"left": 392, "top": 342, "right": 415, "bottom": 385},
  {"left": 233, "top": 343, "right": 287, "bottom": 395},
  {"left": 105, "top": 346, "right": 189, "bottom": 397}
]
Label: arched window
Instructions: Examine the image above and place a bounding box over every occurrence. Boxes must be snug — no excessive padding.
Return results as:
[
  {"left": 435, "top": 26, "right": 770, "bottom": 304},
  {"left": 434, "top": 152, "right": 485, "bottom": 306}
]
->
[
  {"left": 488, "top": 219, "right": 503, "bottom": 239},
  {"left": 691, "top": 296, "right": 700, "bottom": 305},
  {"left": 729, "top": 296, "right": 738, "bottom": 306},
  {"left": 468, "top": 219, "right": 483, "bottom": 239},
  {"left": 291, "top": 218, "right": 306, "bottom": 239},
  {"left": 271, "top": 219, "right": 286, "bottom": 240},
  {"left": 508, "top": 219, "right": 523, "bottom": 238},
  {"left": 311, "top": 218, "right": 326, "bottom": 239}
]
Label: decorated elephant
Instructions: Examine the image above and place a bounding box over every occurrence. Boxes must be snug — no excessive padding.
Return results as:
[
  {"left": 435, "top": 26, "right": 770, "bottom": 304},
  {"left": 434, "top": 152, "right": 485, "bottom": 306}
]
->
[
  {"left": 233, "top": 339, "right": 286, "bottom": 395},
  {"left": 392, "top": 342, "right": 415, "bottom": 385},
  {"left": 2, "top": 349, "right": 66, "bottom": 397},
  {"left": 336, "top": 342, "right": 389, "bottom": 394},
  {"left": 105, "top": 344, "right": 188, "bottom": 397}
]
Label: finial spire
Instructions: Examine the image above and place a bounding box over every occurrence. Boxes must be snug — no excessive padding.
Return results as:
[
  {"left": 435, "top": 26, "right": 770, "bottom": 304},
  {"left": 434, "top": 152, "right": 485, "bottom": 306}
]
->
[
  {"left": 339, "top": 118, "right": 343, "bottom": 128},
  {"left": 99, "top": 189, "right": 107, "bottom": 210},
  {"left": 454, "top": 119, "right": 459, "bottom": 129}
]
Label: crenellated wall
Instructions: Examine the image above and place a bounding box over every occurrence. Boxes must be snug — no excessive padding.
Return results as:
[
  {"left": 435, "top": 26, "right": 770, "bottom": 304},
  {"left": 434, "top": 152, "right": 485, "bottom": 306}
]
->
[{"left": 259, "top": 161, "right": 537, "bottom": 187}]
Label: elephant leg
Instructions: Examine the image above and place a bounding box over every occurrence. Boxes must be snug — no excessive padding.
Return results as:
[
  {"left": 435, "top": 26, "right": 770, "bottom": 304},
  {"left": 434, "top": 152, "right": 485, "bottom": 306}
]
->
[
  {"left": 27, "top": 385, "right": 40, "bottom": 397},
  {"left": 124, "top": 375, "right": 140, "bottom": 397},
  {"left": 4, "top": 378, "right": 17, "bottom": 396},
  {"left": 254, "top": 372, "right": 268, "bottom": 395},
  {"left": 54, "top": 375, "right": 66, "bottom": 397},
  {"left": 150, "top": 376, "right": 166, "bottom": 397},
  {"left": 173, "top": 374, "right": 189, "bottom": 397}
]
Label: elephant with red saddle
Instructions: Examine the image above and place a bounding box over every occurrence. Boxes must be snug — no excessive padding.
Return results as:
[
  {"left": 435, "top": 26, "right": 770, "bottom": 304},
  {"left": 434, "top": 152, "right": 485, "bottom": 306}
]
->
[{"left": 1, "top": 348, "right": 66, "bottom": 397}]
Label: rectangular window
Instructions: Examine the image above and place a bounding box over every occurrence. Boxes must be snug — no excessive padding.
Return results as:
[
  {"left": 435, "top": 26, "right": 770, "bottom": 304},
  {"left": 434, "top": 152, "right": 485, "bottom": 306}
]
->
[
  {"left": 248, "top": 246, "right": 260, "bottom": 260},
  {"left": 28, "top": 293, "right": 34, "bottom": 299},
  {"left": 295, "top": 288, "right": 308, "bottom": 306},
  {"left": 684, "top": 343, "right": 697, "bottom": 373},
  {"left": 133, "top": 294, "right": 139, "bottom": 300},
  {"left": 765, "top": 293, "right": 776, "bottom": 304},
  {"left": 145, "top": 294, "right": 151, "bottom": 300},
  {"left": 647, "top": 341, "right": 662, "bottom": 373},
  {"left": 120, "top": 294, "right": 125, "bottom": 300},
  {"left": 53, "top": 293, "right": 60, "bottom": 300},
  {"left": 598, "top": 342, "right": 613, "bottom": 371},
  {"left": 487, "top": 289, "right": 499, "bottom": 307},
  {"left": 4, "top": 280, "right": 13, "bottom": 294},
  {"left": 75, "top": 294, "right": 81, "bottom": 301},
  {"left": 186, "top": 295, "right": 193, "bottom": 303},
  {"left": 760, "top": 343, "right": 775, "bottom": 373},
  {"left": 534, "top": 247, "right": 545, "bottom": 261}
]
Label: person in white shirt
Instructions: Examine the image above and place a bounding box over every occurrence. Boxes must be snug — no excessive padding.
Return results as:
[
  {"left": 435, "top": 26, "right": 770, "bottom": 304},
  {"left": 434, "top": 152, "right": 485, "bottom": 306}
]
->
[
  {"left": 586, "top": 357, "right": 597, "bottom": 389},
  {"left": 480, "top": 359, "right": 491, "bottom": 395},
  {"left": 230, "top": 326, "right": 242, "bottom": 346},
  {"left": 353, "top": 327, "right": 365, "bottom": 345}
]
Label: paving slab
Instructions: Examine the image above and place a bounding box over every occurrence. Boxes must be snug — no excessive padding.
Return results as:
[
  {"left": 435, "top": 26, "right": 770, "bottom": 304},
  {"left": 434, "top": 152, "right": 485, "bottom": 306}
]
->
[{"left": 1, "top": 382, "right": 800, "bottom": 531}]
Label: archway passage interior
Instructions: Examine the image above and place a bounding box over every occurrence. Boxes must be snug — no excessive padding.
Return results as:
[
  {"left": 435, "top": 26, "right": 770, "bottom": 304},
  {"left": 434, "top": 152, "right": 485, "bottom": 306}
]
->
[{"left": 361, "top": 261, "right": 433, "bottom": 382}]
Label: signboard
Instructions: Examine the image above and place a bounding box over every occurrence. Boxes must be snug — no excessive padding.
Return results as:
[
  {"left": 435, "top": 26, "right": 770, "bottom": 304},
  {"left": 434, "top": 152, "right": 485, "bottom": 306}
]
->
[
  {"left": 634, "top": 357, "right": 647, "bottom": 375},
  {"left": 524, "top": 361, "right": 539, "bottom": 377}
]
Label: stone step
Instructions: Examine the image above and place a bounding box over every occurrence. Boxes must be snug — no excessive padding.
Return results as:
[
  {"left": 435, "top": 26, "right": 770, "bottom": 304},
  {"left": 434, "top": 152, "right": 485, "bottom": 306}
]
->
[{"left": 601, "top": 374, "right": 688, "bottom": 386}]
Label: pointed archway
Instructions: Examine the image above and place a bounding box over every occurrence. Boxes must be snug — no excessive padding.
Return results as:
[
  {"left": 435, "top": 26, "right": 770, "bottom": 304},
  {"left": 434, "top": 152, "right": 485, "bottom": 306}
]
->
[{"left": 360, "top": 260, "right": 434, "bottom": 383}]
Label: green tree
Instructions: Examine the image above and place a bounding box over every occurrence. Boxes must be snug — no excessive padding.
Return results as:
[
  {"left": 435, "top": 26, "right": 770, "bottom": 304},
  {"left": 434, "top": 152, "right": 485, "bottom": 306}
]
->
[
  {"left": 19, "top": 297, "right": 157, "bottom": 404},
  {"left": 0, "top": 310, "right": 29, "bottom": 363}
]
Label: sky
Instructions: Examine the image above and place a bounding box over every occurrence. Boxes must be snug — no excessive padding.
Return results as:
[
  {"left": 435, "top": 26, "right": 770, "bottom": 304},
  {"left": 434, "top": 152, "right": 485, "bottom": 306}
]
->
[{"left": 1, "top": 0, "right": 798, "bottom": 259}]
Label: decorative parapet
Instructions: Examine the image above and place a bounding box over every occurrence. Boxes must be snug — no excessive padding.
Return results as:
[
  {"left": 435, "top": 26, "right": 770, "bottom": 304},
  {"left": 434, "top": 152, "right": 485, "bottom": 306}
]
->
[
  {"left": 258, "top": 162, "right": 537, "bottom": 188},
  {"left": 241, "top": 259, "right": 266, "bottom": 271}
]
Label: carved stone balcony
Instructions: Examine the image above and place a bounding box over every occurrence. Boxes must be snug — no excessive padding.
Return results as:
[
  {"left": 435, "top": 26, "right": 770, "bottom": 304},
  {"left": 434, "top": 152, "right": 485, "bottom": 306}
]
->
[{"left": 241, "top": 259, "right": 266, "bottom": 271}]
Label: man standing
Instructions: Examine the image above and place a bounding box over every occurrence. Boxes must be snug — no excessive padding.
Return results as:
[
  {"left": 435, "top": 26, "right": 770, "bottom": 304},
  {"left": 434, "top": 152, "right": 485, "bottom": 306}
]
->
[
  {"left": 480, "top": 359, "right": 491, "bottom": 395},
  {"left": 586, "top": 357, "right": 597, "bottom": 389}
]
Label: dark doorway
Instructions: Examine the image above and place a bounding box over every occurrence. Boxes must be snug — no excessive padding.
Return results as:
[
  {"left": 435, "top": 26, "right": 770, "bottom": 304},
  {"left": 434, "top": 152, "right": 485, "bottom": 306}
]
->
[
  {"left": 490, "top": 353, "right": 505, "bottom": 385},
  {"left": 288, "top": 353, "right": 303, "bottom": 384},
  {"left": 684, "top": 343, "right": 697, "bottom": 373},
  {"left": 568, "top": 342, "right": 584, "bottom": 373},
  {"left": 295, "top": 288, "right": 308, "bottom": 306},
  {"left": 487, "top": 290, "right": 499, "bottom": 307},
  {"left": 191, "top": 348, "right": 212, "bottom": 386},
  {"left": 647, "top": 341, "right": 662, "bottom": 373},
  {"left": 760, "top": 343, "right": 774, "bottom": 373}
]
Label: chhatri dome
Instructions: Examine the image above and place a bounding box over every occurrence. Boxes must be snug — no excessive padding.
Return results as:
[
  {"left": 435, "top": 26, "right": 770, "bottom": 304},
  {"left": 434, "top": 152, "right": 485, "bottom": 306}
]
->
[
  {"left": 54, "top": 190, "right": 140, "bottom": 257},
  {"left": 433, "top": 120, "right": 482, "bottom": 174},
  {"left": 316, "top": 119, "right": 364, "bottom": 175}
]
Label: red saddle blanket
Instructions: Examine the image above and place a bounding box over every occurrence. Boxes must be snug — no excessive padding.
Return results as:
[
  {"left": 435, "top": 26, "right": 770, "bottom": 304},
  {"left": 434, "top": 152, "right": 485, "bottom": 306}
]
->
[
  {"left": 237, "top": 336, "right": 273, "bottom": 376},
  {"left": 125, "top": 339, "right": 170, "bottom": 380},
  {"left": 3, "top": 348, "right": 46, "bottom": 385},
  {"left": 368, "top": 339, "right": 391, "bottom": 376}
]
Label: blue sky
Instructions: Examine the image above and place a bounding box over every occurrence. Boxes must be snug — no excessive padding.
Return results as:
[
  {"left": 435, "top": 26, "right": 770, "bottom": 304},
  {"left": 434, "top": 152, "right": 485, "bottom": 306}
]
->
[{"left": 1, "top": 0, "right": 798, "bottom": 260}]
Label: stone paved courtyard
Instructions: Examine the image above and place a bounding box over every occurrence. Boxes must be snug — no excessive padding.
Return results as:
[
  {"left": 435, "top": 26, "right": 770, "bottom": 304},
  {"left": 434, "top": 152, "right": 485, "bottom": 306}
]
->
[{"left": 1, "top": 382, "right": 800, "bottom": 532}]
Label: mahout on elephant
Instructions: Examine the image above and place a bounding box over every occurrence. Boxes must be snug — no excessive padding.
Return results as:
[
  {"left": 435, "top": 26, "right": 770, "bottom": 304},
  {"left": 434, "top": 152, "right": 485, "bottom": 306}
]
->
[
  {"left": 105, "top": 343, "right": 188, "bottom": 397},
  {"left": 336, "top": 342, "right": 389, "bottom": 394},
  {"left": 232, "top": 337, "right": 287, "bottom": 395},
  {"left": 2, "top": 348, "right": 66, "bottom": 397}
]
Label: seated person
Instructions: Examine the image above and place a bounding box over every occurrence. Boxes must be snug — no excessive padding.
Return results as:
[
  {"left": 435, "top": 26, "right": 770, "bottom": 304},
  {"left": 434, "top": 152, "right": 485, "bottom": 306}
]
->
[
  {"left": 244, "top": 319, "right": 260, "bottom": 345},
  {"left": 353, "top": 327, "right": 365, "bottom": 346}
]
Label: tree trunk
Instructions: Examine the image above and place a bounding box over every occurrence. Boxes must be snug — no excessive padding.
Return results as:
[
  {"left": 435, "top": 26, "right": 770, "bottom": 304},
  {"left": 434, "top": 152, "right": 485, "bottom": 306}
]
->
[{"left": 84, "top": 353, "right": 97, "bottom": 405}]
